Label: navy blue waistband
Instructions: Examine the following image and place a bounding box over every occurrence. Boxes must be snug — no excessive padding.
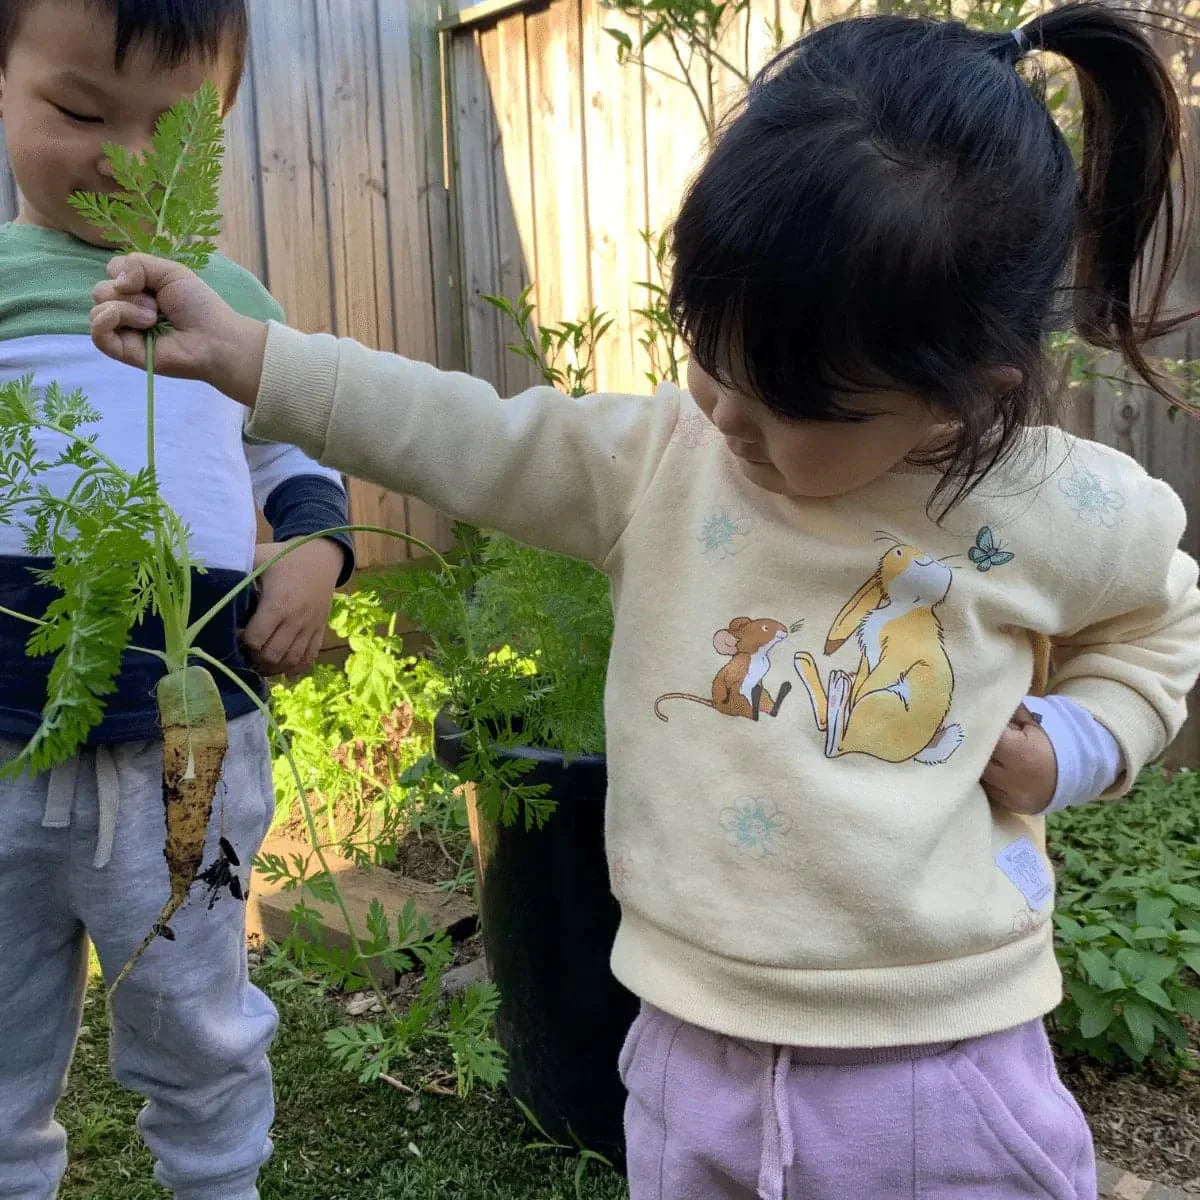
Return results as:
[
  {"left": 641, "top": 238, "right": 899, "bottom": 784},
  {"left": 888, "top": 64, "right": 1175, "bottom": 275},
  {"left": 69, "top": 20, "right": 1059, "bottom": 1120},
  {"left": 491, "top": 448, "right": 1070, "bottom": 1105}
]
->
[{"left": 0, "top": 556, "right": 266, "bottom": 744}]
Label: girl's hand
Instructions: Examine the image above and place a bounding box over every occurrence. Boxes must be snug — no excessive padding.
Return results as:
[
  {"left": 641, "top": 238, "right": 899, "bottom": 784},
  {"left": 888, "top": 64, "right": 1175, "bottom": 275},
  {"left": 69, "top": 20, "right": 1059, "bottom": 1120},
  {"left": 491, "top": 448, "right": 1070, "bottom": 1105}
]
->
[
  {"left": 981, "top": 704, "right": 1057, "bottom": 815},
  {"left": 90, "top": 253, "right": 267, "bottom": 408}
]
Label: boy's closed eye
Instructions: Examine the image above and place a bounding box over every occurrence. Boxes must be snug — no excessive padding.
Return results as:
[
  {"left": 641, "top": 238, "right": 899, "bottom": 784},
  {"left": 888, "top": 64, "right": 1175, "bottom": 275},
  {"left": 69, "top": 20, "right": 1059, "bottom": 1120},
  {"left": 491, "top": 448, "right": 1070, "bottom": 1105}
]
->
[{"left": 53, "top": 103, "right": 102, "bottom": 124}]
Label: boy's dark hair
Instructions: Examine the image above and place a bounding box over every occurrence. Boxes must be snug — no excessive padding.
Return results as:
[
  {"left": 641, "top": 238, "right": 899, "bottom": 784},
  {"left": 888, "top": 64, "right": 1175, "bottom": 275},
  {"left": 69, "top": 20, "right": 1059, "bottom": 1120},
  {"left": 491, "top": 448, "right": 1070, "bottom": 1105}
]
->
[
  {"left": 669, "top": 2, "right": 1191, "bottom": 511},
  {"left": 0, "top": 0, "right": 248, "bottom": 111}
]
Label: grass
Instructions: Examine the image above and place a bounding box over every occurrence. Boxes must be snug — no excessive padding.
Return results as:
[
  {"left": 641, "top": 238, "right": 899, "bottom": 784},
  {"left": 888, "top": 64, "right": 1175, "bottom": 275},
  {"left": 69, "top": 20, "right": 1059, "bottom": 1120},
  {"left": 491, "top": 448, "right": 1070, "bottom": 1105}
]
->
[{"left": 60, "top": 966, "right": 631, "bottom": 1200}]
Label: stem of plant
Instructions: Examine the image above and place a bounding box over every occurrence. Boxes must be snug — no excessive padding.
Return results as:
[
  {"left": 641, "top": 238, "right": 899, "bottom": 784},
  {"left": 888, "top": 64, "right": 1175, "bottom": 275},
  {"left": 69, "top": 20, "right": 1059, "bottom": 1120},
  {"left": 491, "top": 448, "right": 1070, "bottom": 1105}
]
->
[
  {"left": 184, "top": 525, "right": 471, "bottom": 653},
  {"left": 146, "top": 333, "right": 157, "bottom": 481},
  {"left": 0, "top": 604, "right": 46, "bottom": 628}
]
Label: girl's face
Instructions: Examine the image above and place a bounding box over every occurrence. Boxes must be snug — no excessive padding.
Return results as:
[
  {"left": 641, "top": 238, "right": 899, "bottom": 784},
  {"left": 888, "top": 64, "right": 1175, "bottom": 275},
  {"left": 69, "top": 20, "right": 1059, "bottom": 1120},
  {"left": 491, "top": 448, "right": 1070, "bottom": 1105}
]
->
[{"left": 688, "top": 360, "right": 946, "bottom": 499}]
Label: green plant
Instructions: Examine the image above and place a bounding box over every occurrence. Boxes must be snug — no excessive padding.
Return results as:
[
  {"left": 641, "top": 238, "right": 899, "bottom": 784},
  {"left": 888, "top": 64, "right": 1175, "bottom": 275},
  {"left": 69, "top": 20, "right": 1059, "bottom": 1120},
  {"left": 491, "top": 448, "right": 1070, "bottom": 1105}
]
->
[
  {"left": 367, "top": 289, "right": 617, "bottom": 832},
  {"left": 486, "top": 286, "right": 613, "bottom": 398},
  {"left": 513, "top": 1097, "right": 617, "bottom": 1200},
  {"left": 635, "top": 228, "right": 687, "bottom": 388},
  {"left": 1048, "top": 333, "right": 1200, "bottom": 421},
  {"left": 603, "top": 0, "right": 765, "bottom": 134},
  {"left": 267, "top": 590, "right": 458, "bottom": 855},
  {"left": 258, "top": 890, "right": 505, "bottom": 1096},
  {"left": 1048, "top": 766, "right": 1200, "bottom": 1070}
]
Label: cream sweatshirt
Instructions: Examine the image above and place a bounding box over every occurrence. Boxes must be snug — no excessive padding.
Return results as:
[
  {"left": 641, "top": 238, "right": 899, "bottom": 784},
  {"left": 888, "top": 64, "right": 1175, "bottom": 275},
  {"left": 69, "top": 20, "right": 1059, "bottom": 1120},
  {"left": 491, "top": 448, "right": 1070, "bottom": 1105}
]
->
[{"left": 248, "top": 323, "right": 1200, "bottom": 1047}]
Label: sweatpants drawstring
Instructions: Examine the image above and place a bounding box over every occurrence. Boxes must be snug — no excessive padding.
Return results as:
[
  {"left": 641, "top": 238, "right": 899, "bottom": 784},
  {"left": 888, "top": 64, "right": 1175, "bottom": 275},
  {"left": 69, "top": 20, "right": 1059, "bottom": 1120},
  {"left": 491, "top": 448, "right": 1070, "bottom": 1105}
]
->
[
  {"left": 93, "top": 746, "right": 119, "bottom": 868},
  {"left": 41, "top": 747, "right": 121, "bottom": 868},
  {"left": 758, "top": 1045, "right": 794, "bottom": 1200},
  {"left": 42, "top": 757, "right": 77, "bottom": 828}
]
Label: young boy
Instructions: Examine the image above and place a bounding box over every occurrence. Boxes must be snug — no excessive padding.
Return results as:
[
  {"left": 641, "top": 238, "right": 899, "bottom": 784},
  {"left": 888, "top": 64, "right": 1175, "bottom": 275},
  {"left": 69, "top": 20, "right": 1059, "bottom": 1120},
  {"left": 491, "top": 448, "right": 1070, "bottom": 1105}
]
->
[{"left": 0, "top": 2, "right": 353, "bottom": 1196}]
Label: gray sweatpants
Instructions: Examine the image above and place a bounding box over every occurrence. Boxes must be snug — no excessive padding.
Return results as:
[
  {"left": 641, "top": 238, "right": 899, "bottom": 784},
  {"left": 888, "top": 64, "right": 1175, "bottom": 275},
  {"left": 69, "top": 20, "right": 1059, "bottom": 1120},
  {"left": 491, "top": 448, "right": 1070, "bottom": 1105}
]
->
[{"left": 0, "top": 711, "right": 278, "bottom": 1200}]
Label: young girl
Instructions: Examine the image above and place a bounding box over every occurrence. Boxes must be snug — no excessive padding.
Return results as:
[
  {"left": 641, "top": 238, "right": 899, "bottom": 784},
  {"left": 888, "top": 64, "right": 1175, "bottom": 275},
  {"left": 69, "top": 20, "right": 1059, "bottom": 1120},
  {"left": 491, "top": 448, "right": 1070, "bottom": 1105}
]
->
[{"left": 91, "top": 3, "right": 1200, "bottom": 1195}]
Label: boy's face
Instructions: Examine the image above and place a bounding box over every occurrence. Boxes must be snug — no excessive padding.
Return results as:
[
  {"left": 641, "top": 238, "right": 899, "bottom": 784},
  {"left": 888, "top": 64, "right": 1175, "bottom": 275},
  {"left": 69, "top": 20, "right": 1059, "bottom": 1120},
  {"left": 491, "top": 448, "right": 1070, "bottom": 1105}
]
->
[{"left": 0, "top": 0, "right": 237, "bottom": 247}]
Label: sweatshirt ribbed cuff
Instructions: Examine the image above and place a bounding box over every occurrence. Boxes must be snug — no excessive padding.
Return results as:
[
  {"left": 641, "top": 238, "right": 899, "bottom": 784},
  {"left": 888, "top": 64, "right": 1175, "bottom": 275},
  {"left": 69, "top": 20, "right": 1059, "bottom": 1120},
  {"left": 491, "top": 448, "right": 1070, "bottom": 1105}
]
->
[
  {"left": 1049, "top": 677, "right": 1167, "bottom": 795},
  {"left": 246, "top": 321, "right": 342, "bottom": 461}
]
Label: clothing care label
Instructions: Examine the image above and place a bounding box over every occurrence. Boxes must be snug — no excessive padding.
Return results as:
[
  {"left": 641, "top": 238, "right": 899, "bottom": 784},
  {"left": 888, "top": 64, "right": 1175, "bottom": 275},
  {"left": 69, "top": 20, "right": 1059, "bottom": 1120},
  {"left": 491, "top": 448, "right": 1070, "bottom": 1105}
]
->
[{"left": 995, "top": 837, "right": 1054, "bottom": 911}]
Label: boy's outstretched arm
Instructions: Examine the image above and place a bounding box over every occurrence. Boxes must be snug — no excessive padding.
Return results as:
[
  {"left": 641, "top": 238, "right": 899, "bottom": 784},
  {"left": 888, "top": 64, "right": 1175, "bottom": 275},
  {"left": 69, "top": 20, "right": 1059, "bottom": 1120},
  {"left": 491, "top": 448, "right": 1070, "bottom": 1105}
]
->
[{"left": 92, "top": 254, "right": 680, "bottom": 566}]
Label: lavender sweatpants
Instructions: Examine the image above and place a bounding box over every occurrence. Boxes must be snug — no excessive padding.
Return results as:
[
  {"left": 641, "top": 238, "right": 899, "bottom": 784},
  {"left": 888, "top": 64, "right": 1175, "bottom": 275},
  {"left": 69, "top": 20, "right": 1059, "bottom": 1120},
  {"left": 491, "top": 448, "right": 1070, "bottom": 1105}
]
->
[{"left": 620, "top": 1003, "right": 1096, "bottom": 1200}]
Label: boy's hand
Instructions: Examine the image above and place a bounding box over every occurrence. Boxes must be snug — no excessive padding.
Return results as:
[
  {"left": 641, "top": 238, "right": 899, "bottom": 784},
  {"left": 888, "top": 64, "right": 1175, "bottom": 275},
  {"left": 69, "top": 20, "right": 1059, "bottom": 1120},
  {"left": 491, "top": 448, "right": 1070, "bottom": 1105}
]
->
[
  {"left": 981, "top": 704, "right": 1057, "bottom": 815},
  {"left": 242, "top": 539, "right": 343, "bottom": 678},
  {"left": 90, "top": 253, "right": 267, "bottom": 407}
]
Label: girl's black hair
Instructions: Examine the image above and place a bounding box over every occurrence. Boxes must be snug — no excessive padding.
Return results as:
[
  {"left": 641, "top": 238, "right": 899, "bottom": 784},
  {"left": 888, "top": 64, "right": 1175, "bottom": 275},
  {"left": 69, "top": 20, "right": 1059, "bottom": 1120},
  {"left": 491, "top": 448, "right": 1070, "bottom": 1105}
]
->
[
  {"left": 669, "top": 2, "right": 1192, "bottom": 510},
  {"left": 0, "top": 0, "right": 249, "bottom": 110}
]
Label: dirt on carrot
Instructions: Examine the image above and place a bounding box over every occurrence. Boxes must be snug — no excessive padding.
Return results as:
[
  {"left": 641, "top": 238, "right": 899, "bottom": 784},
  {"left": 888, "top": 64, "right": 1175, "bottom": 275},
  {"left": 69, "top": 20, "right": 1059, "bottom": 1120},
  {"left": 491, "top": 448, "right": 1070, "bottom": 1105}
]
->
[
  {"left": 109, "top": 664, "right": 228, "bottom": 994},
  {"left": 159, "top": 665, "right": 228, "bottom": 913}
]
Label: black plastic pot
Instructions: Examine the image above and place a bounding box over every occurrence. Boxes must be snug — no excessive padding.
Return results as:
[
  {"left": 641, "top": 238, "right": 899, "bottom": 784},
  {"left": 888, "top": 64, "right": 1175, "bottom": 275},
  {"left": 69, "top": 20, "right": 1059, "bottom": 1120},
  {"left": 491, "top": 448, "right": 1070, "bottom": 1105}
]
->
[{"left": 434, "top": 712, "right": 638, "bottom": 1165}]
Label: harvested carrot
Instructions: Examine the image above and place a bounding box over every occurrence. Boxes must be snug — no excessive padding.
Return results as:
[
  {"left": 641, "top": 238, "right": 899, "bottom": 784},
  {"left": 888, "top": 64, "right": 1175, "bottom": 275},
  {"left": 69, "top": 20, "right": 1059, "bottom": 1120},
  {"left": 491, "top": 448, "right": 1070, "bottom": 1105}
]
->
[{"left": 109, "top": 664, "right": 227, "bottom": 992}]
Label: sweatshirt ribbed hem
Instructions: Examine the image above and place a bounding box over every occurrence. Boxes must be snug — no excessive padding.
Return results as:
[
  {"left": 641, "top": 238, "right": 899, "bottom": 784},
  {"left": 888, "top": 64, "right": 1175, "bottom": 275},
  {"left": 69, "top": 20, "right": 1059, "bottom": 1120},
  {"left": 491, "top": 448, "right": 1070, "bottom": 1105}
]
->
[{"left": 611, "top": 911, "right": 1063, "bottom": 1048}]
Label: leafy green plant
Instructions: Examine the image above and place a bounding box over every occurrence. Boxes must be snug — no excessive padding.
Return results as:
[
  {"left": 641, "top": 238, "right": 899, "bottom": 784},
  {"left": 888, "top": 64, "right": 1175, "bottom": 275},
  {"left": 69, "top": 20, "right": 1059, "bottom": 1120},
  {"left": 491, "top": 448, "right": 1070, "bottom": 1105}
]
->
[
  {"left": 484, "top": 286, "right": 613, "bottom": 398},
  {"left": 1048, "top": 767, "right": 1200, "bottom": 1070},
  {"left": 635, "top": 228, "right": 687, "bottom": 388},
  {"left": 267, "top": 590, "right": 453, "bottom": 849},
  {"left": 369, "top": 289, "right": 617, "bottom": 832},
  {"left": 513, "top": 1097, "right": 616, "bottom": 1200},
  {"left": 1048, "top": 333, "right": 1200, "bottom": 421},
  {"left": 259, "top": 893, "right": 504, "bottom": 1096},
  {"left": 603, "top": 0, "right": 763, "bottom": 134}
]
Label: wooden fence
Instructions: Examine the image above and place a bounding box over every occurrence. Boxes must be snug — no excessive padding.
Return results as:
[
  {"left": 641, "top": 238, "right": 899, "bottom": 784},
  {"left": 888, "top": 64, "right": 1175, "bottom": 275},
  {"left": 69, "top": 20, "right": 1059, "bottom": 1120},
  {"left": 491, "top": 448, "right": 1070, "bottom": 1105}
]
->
[{"left": 0, "top": 0, "right": 454, "bottom": 569}]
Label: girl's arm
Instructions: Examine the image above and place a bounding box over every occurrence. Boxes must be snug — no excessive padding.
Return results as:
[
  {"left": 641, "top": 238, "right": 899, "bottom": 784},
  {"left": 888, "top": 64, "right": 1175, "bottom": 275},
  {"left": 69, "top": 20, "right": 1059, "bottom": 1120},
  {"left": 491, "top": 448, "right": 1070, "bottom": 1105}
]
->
[
  {"left": 91, "top": 254, "right": 681, "bottom": 567},
  {"left": 1047, "top": 481, "right": 1200, "bottom": 795},
  {"left": 246, "top": 323, "right": 679, "bottom": 565}
]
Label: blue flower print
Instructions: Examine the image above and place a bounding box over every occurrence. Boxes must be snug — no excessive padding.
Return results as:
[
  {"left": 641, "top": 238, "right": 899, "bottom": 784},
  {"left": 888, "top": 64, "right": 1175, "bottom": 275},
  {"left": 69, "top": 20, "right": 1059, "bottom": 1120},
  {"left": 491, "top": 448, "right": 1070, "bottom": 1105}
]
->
[
  {"left": 719, "top": 800, "right": 792, "bottom": 857},
  {"left": 698, "top": 507, "right": 752, "bottom": 558},
  {"left": 1058, "top": 464, "right": 1125, "bottom": 529}
]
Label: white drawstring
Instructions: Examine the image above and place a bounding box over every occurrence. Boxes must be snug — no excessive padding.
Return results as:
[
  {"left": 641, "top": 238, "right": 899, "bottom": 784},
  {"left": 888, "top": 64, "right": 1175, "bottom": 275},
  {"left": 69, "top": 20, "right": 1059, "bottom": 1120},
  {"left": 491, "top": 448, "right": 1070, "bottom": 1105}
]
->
[
  {"left": 758, "top": 1045, "right": 794, "bottom": 1200},
  {"left": 93, "top": 745, "right": 120, "bottom": 868},
  {"left": 41, "top": 746, "right": 122, "bottom": 868},
  {"left": 42, "top": 756, "right": 78, "bottom": 828}
]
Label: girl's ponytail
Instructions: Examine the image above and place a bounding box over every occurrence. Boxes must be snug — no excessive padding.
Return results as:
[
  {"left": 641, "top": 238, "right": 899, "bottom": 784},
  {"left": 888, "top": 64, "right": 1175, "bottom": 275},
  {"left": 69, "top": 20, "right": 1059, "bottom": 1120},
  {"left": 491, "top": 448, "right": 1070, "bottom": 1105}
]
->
[{"left": 1022, "top": 3, "right": 1192, "bottom": 396}]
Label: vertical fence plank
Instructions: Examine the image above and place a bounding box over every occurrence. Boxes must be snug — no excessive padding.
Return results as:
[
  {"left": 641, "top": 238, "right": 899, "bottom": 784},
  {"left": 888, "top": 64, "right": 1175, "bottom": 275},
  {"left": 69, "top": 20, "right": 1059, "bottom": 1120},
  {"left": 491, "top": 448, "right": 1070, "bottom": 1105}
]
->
[
  {"left": 526, "top": 0, "right": 592, "bottom": 329},
  {"left": 379, "top": 0, "right": 440, "bottom": 362},
  {"left": 316, "top": 0, "right": 393, "bottom": 350},
  {"left": 218, "top": 73, "right": 267, "bottom": 279},
  {"left": 410, "top": 0, "right": 460, "bottom": 374},
  {"left": 313, "top": 0, "right": 399, "bottom": 570},
  {"left": 582, "top": 0, "right": 649, "bottom": 392},
  {"left": 451, "top": 30, "right": 505, "bottom": 384},
  {"left": 640, "top": 8, "right": 709, "bottom": 242},
  {"left": 480, "top": 20, "right": 542, "bottom": 395},
  {"left": 248, "top": 0, "right": 334, "bottom": 336},
  {"left": 0, "top": 125, "right": 20, "bottom": 223},
  {"left": 381, "top": 0, "right": 454, "bottom": 556}
]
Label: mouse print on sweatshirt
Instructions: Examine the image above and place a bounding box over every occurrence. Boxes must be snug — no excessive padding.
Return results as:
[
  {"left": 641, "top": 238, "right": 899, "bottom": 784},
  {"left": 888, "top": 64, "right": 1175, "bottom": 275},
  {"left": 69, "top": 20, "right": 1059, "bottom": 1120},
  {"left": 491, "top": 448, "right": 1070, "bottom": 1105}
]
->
[
  {"left": 654, "top": 617, "right": 800, "bottom": 723},
  {"left": 793, "top": 540, "right": 964, "bottom": 764}
]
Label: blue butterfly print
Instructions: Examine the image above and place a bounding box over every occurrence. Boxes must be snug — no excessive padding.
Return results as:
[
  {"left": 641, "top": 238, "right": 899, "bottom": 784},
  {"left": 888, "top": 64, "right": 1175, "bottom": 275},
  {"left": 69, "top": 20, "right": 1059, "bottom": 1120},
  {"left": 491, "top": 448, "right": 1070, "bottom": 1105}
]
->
[{"left": 969, "top": 526, "right": 1014, "bottom": 572}]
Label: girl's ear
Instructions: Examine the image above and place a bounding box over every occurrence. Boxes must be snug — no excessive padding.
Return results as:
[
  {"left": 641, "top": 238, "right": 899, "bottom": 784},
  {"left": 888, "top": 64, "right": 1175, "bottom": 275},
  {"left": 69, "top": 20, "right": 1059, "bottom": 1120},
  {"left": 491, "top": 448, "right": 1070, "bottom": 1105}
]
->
[
  {"left": 980, "top": 364, "right": 1023, "bottom": 397},
  {"left": 825, "top": 573, "right": 884, "bottom": 654}
]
